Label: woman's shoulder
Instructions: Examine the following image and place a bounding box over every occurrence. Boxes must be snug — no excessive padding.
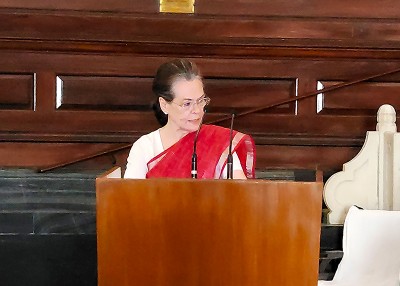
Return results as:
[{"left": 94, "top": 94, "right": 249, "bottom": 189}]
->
[
  {"left": 128, "top": 129, "right": 161, "bottom": 159},
  {"left": 135, "top": 129, "right": 160, "bottom": 145},
  {"left": 202, "top": 124, "right": 230, "bottom": 135},
  {"left": 204, "top": 124, "right": 251, "bottom": 138}
]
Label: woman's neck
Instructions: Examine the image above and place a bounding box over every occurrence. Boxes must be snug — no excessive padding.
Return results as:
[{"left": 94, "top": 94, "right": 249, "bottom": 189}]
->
[{"left": 159, "top": 123, "right": 189, "bottom": 150}]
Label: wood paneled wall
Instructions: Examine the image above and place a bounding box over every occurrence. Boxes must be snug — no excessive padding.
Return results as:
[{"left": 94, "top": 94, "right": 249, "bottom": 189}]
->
[{"left": 1, "top": 0, "right": 400, "bottom": 173}]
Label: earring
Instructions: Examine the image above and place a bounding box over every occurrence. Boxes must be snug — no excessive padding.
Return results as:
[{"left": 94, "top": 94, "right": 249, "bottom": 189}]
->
[{"left": 164, "top": 111, "right": 168, "bottom": 115}]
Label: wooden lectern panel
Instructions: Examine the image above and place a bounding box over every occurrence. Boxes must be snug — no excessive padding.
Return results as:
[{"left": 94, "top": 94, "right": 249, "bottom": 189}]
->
[{"left": 96, "top": 174, "right": 322, "bottom": 286}]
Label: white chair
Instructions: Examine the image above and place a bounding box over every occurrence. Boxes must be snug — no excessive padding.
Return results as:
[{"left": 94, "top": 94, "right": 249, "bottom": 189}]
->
[{"left": 319, "top": 206, "right": 400, "bottom": 286}]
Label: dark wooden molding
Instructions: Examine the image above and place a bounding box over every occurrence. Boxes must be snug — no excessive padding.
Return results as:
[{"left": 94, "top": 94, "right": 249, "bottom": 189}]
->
[
  {"left": 4, "top": 40, "right": 400, "bottom": 59},
  {"left": 1, "top": 0, "right": 400, "bottom": 18},
  {"left": 2, "top": 11, "right": 400, "bottom": 56}
]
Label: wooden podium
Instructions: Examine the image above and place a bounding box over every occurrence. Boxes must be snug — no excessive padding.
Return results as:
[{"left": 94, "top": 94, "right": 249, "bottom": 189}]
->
[{"left": 96, "top": 168, "right": 323, "bottom": 286}]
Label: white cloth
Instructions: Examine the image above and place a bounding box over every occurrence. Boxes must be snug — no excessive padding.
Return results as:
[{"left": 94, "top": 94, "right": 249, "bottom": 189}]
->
[
  {"left": 124, "top": 130, "right": 163, "bottom": 179},
  {"left": 124, "top": 129, "right": 242, "bottom": 179},
  {"left": 318, "top": 206, "right": 400, "bottom": 286}
]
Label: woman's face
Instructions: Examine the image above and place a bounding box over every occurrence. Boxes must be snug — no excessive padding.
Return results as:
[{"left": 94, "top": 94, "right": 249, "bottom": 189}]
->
[{"left": 163, "top": 78, "right": 206, "bottom": 134}]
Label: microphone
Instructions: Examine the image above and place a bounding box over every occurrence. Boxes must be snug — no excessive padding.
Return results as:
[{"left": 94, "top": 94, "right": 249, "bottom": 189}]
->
[
  {"left": 191, "top": 112, "right": 205, "bottom": 179},
  {"left": 227, "top": 113, "right": 235, "bottom": 179}
]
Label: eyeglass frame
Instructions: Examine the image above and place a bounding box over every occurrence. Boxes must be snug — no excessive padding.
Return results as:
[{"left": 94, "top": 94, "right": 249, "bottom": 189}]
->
[{"left": 169, "top": 95, "right": 211, "bottom": 112}]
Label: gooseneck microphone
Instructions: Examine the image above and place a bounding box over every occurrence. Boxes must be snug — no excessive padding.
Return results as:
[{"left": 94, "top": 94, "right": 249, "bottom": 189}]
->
[
  {"left": 227, "top": 113, "right": 235, "bottom": 179},
  {"left": 191, "top": 112, "right": 205, "bottom": 179}
]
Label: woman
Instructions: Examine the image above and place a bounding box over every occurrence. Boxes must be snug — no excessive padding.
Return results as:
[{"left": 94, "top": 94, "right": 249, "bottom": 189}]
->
[{"left": 124, "top": 59, "right": 256, "bottom": 179}]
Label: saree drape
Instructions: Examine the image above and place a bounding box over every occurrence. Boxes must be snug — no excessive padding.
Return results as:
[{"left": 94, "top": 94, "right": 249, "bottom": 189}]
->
[{"left": 146, "top": 125, "right": 256, "bottom": 179}]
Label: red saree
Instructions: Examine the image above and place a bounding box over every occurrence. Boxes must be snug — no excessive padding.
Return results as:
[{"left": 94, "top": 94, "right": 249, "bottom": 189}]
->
[{"left": 146, "top": 125, "right": 256, "bottom": 179}]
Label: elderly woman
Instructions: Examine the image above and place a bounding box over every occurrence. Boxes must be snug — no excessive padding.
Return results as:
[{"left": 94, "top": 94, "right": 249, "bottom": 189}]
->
[{"left": 124, "top": 59, "right": 256, "bottom": 179}]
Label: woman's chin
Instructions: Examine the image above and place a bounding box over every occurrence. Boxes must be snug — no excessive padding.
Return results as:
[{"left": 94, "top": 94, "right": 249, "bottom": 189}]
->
[{"left": 186, "top": 120, "right": 201, "bottom": 131}]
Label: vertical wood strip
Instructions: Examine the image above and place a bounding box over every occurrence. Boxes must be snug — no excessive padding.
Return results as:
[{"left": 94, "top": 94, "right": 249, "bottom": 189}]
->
[{"left": 35, "top": 72, "right": 56, "bottom": 113}]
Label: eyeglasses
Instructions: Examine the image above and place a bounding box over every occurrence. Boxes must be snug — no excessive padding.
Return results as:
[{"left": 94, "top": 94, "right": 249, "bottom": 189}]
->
[{"left": 170, "top": 96, "right": 211, "bottom": 111}]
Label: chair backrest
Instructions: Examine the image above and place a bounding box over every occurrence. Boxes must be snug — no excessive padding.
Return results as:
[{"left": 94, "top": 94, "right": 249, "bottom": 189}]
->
[{"left": 331, "top": 206, "right": 400, "bottom": 286}]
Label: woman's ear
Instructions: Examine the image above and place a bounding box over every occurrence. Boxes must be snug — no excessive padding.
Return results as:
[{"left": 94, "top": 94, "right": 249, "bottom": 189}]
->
[{"left": 159, "top": 97, "right": 168, "bottom": 115}]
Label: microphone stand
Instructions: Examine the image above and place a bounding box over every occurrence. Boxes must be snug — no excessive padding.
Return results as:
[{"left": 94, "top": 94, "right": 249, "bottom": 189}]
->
[
  {"left": 227, "top": 113, "right": 235, "bottom": 179},
  {"left": 191, "top": 113, "right": 205, "bottom": 179}
]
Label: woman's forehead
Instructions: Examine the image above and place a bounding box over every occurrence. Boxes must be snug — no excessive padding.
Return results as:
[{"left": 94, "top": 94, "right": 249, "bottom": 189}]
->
[{"left": 172, "top": 78, "right": 204, "bottom": 100}]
